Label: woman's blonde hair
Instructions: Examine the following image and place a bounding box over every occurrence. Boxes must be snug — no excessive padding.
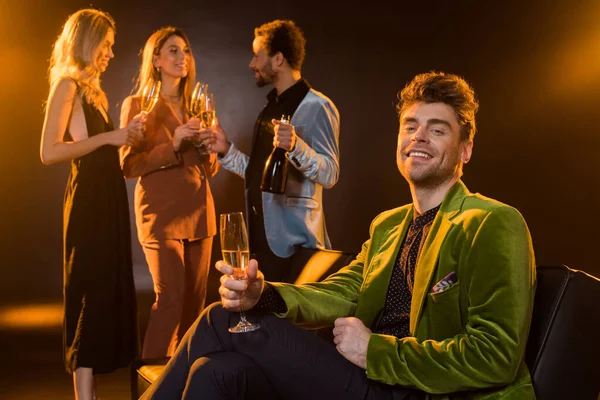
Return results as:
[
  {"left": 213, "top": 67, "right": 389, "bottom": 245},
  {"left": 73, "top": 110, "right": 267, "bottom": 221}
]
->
[
  {"left": 48, "top": 8, "right": 116, "bottom": 110},
  {"left": 134, "top": 27, "right": 196, "bottom": 115}
]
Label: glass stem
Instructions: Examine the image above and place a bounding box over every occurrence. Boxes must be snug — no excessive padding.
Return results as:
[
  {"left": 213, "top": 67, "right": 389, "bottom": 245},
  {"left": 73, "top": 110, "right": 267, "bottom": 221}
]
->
[
  {"left": 239, "top": 309, "right": 249, "bottom": 324},
  {"left": 239, "top": 291, "right": 249, "bottom": 324}
]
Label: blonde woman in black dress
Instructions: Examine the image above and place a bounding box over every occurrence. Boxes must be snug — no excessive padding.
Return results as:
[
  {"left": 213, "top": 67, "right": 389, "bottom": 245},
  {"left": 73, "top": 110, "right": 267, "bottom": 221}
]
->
[{"left": 40, "top": 8, "right": 144, "bottom": 400}]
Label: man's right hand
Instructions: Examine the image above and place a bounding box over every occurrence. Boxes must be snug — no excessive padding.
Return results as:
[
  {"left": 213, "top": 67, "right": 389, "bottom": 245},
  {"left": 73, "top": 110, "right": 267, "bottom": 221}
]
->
[
  {"left": 197, "top": 117, "right": 230, "bottom": 155},
  {"left": 216, "top": 258, "right": 264, "bottom": 311}
]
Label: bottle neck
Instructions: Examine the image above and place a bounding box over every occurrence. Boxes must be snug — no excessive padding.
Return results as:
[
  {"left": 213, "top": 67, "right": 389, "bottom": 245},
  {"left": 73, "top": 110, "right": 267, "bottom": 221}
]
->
[{"left": 271, "top": 147, "right": 288, "bottom": 158}]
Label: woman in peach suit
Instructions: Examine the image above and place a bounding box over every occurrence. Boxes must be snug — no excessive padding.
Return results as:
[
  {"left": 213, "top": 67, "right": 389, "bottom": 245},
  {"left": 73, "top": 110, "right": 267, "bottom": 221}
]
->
[{"left": 120, "top": 27, "right": 218, "bottom": 358}]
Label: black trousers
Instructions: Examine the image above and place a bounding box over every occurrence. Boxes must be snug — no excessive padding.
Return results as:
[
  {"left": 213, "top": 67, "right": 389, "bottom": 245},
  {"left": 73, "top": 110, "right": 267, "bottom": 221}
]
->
[{"left": 141, "top": 303, "right": 424, "bottom": 400}]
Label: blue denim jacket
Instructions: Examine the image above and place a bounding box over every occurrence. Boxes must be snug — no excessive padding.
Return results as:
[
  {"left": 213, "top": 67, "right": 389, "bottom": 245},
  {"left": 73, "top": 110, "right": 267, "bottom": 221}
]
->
[{"left": 219, "top": 88, "right": 340, "bottom": 257}]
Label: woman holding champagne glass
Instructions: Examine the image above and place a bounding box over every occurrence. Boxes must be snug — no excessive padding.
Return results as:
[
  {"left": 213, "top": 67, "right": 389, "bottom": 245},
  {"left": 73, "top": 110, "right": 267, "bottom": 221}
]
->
[
  {"left": 120, "top": 26, "right": 219, "bottom": 359},
  {"left": 40, "top": 8, "right": 143, "bottom": 399}
]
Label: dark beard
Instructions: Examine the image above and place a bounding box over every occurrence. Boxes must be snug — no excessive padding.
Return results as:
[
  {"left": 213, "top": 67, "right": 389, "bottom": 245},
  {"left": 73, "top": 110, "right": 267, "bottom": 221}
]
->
[
  {"left": 253, "top": 63, "right": 275, "bottom": 88},
  {"left": 255, "top": 76, "right": 269, "bottom": 87},
  {"left": 406, "top": 162, "right": 462, "bottom": 190}
]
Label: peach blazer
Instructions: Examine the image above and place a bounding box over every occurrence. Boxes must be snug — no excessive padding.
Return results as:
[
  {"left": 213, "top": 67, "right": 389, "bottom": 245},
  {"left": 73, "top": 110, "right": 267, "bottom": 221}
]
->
[{"left": 119, "top": 95, "right": 218, "bottom": 243}]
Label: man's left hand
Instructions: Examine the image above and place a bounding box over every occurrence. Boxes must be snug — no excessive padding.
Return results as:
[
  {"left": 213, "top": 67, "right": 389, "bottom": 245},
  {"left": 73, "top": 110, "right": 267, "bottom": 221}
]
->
[
  {"left": 272, "top": 118, "right": 297, "bottom": 151},
  {"left": 332, "top": 317, "right": 372, "bottom": 369}
]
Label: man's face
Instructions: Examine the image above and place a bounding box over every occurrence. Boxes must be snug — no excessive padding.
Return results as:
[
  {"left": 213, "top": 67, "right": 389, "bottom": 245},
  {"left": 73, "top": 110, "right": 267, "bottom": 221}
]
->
[
  {"left": 397, "top": 101, "right": 472, "bottom": 188},
  {"left": 249, "top": 36, "right": 276, "bottom": 87}
]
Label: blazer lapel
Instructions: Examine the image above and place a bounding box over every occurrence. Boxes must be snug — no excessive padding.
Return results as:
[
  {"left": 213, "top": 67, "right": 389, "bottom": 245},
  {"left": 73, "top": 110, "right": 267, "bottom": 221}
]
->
[
  {"left": 356, "top": 208, "right": 413, "bottom": 329},
  {"left": 155, "top": 95, "right": 186, "bottom": 130},
  {"left": 409, "top": 216, "right": 453, "bottom": 335},
  {"left": 409, "top": 181, "right": 468, "bottom": 335}
]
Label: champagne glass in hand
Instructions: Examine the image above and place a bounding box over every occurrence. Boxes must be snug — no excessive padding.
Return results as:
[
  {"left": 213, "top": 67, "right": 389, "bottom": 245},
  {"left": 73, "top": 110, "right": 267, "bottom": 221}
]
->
[
  {"left": 141, "top": 79, "right": 161, "bottom": 115},
  {"left": 220, "top": 212, "right": 260, "bottom": 333},
  {"left": 199, "top": 89, "right": 216, "bottom": 129},
  {"left": 189, "top": 82, "right": 214, "bottom": 154},
  {"left": 189, "top": 81, "right": 204, "bottom": 118}
]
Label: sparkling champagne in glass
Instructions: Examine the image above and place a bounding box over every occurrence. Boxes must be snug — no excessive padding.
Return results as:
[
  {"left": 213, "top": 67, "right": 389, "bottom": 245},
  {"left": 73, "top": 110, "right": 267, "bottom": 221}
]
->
[
  {"left": 189, "top": 82, "right": 214, "bottom": 154},
  {"left": 140, "top": 79, "right": 161, "bottom": 114},
  {"left": 200, "top": 91, "right": 216, "bottom": 129},
  {"left": 220, "top": 212, "right": 260, "bottom": 333},
  {"left": 221, "top": 249, "right": 249, "bottom": 280},
  {"left": 189, "top": 81, "right": 204, "bottom": 118}
]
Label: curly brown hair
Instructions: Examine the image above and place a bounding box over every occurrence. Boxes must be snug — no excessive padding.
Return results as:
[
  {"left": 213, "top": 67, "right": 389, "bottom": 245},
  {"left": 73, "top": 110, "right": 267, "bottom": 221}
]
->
[
  {"left": 254, "top": 20, "right": 306, "bottom": 70},
  {"left": 397, "top": 72, "right": 479, "bottom": 142}
]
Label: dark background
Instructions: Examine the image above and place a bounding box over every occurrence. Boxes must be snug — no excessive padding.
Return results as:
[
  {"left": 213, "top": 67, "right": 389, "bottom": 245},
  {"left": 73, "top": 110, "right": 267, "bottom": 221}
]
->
[
  {"left": 1, "top": 0, "right": 599, "bottom": 302},
  {"left": 1, "top": 0, "right": 599, "bottom": 397}
]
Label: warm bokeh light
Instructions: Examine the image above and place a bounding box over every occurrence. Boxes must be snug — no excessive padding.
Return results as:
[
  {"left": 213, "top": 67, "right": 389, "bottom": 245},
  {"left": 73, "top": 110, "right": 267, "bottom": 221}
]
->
[
  {"left": 547, "top": 29, "right": 600, "bottom": 96},
  {"left": 525, "top": 3, "right": 600, "bottom": 108},
  {"left": 0, "top": 303, "right": 63, "bottom": 329}
]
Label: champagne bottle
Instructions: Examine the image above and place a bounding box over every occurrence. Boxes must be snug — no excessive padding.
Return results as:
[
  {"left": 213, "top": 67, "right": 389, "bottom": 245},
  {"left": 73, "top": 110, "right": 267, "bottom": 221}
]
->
[{"left": 261, "top": 114, "right": 291, "bottom": 194}]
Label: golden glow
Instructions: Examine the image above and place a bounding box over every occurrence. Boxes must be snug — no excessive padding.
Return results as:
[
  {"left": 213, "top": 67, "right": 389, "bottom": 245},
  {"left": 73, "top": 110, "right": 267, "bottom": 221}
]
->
[
  {"left": 546, "top": 29, "right": 600, "bottom": 96},
  {"left": 502, "top": 4, "right": 600, "bottom": 116},
  {"left": 532, "top": 4, "right": 600, "bottom": 104},
  {"left": 0, "top": 303, "right": 63, "bottom": 329},
  {"left": 0, "top": 47, "right": 34, "bottom": 98}
]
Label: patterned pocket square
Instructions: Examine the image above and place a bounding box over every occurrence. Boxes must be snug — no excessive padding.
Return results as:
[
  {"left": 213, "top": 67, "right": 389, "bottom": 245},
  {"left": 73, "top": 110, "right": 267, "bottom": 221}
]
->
[{"left": 431, "top": 271, "right": 457, "bottom": 293}]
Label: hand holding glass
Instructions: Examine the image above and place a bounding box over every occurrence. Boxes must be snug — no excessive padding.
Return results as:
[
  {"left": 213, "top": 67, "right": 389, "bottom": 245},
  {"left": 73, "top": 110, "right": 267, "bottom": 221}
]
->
[
  {"left": 137, "top": 79, "right": 161, "bottom": 139},
  {"left": 189, "top": 81, "right": 204, "bottom": 119},
  {"left": 220, "top": 212, "right": 260, "bottom": 333},
  {"left": 190, "top": 82, "right": 216, "bottom": 153},
  {"left": 199, "top": 91, "right": 216, "bottom": 129}
]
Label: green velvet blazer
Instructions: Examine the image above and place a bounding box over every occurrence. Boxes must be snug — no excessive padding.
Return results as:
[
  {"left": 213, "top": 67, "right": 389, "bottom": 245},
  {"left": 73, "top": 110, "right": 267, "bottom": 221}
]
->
[{"left": 271, "top": 181, "right": 537, "bottom": 399}]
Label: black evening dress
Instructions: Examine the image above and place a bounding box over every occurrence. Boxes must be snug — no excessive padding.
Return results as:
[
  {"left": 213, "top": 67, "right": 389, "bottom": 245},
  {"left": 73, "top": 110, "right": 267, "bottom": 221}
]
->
[{"left": 62, "top": 84, "right": 138, "bottom": 374}]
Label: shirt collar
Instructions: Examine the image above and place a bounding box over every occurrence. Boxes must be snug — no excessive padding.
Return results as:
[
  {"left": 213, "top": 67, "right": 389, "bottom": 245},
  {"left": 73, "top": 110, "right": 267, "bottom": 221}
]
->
[
  {"left": 266, "top": 78, "right": 311, "bottom": 103},
  {"left": 412, "top": 204, "right": 441, "bottom": 229}
]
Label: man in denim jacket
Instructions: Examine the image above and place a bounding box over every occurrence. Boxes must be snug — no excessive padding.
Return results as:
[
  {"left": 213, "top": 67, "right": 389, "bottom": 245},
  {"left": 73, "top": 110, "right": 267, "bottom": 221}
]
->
[{"left": 202, "top": 19, "right": 340, "bottom": 281}]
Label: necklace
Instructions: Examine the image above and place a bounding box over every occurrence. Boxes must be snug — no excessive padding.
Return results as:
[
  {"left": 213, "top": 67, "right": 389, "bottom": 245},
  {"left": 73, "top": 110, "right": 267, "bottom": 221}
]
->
[{"left": 163, "top": 93, "right": 180, "bottom": 103}]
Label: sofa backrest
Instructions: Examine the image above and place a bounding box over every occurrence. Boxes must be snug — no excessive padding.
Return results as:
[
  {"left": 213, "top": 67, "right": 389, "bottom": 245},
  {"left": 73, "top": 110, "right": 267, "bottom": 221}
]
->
[
  {"left": 286, "top": 248, "right": 357, "bottom": 285},
  {"left": 525, "top": 265, "right": 600, "bottom": 400}
]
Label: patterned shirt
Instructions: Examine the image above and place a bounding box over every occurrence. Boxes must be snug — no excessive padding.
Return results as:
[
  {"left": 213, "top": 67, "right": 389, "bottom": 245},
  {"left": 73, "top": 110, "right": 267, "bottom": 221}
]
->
[{"left": 374, "top": 205, "right": 440, "bottom": 337}]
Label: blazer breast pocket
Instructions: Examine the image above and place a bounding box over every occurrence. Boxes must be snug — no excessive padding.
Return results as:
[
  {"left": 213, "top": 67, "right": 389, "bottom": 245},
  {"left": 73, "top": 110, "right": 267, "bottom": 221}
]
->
[{"left": 426, "top": 282, "right": 462, "bottom": 340}]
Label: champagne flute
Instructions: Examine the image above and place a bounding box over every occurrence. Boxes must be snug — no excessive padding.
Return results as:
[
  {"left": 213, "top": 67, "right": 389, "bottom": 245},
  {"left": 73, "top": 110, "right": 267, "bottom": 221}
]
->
[
  {"left": 199, "top": 90, "right": 216, "bottom": 129},
  {"left": 189, "top": 82, "right": 211, "bottom": 154},
  {"left": 140, "top": 79, "right": 161, "bottom": 115},
  {"left": 189, "top": 81, "right": 204, "bottom": 118},
  {"left": 220, "top": 212, "right": 260, "bottom": 333}
]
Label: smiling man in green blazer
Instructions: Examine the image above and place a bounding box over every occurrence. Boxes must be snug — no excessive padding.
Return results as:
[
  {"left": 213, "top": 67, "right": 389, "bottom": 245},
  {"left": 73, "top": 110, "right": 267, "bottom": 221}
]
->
[{"left": 142, "top": 72, "right": 537, "bottom": 400}]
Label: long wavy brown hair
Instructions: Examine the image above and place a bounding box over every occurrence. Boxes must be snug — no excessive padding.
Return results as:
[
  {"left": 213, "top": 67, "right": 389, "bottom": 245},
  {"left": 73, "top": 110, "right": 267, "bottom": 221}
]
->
[{"left": 134, "top": 27, "right": 196, "bottom": 115}]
